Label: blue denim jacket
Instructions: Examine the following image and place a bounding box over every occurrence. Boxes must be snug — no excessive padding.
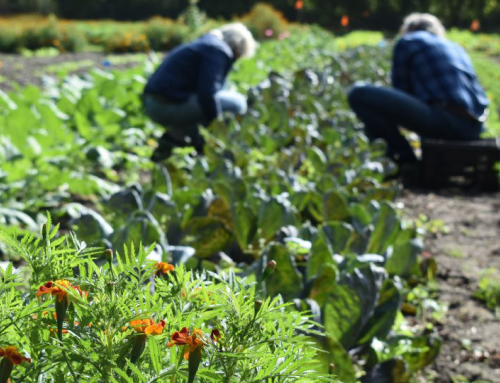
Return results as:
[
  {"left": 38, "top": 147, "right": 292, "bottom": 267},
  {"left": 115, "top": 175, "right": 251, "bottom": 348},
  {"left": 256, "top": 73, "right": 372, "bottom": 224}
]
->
[{"left": 144, "top": 34, "right": 235, "bottom": 122}]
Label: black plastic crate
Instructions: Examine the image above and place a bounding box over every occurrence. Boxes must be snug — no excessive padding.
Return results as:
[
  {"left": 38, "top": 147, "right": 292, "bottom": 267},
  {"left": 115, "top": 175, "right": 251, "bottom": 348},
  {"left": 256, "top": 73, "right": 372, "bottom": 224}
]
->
[{"left": 420, "top": 138, "right": 500, "bottom": 191}]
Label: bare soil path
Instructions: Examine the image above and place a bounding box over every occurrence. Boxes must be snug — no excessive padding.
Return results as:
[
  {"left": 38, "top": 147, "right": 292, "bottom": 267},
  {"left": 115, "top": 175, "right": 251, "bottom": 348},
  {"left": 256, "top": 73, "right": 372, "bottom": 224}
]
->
[
  {"left": 0, "top": 52, "right": 144, "bottom": 91},
  {"left": 401, "top": 189, "right": 500, "bottom": 383}
]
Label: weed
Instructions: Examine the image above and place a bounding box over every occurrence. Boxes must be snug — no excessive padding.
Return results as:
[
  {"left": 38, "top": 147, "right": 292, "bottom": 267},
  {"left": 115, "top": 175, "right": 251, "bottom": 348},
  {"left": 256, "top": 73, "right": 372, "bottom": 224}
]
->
[{"left": 475, "top": 268, "right": 500, "bottom": 319}]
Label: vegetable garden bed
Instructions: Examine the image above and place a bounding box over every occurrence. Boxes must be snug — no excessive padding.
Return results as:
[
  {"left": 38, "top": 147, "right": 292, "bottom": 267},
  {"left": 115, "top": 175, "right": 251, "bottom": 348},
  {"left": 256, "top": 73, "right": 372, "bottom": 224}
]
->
[{"left": 0, "top": 28, "right": 499, "bottom": 382}]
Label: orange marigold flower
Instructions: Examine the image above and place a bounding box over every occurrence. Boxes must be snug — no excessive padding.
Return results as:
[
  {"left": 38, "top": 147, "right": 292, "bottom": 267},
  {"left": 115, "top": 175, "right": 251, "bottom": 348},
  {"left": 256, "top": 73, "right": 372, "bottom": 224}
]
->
[
  {"left": 341, "top": 15, "right": 349, "bottom": 27},
  {"left": 470, "top": 19, "right": 480, "bottom": 32},
  {"left": 0, "top": 346, "right": 31, "bottom": 366},
  {"left": 167, "top": 327, "right": 205, "bottom": 359},
  {"left": 50, "top": 328, "right": 68, "bottom": 336},
  {"left": 36, "top": 280, "right": 87, "bottom": 302},
  {"left": 155, "top": 262, "right": 174, "bottom": 276},
  {"left": 129, "top": 319, "right": 166, "bottom": 336}
]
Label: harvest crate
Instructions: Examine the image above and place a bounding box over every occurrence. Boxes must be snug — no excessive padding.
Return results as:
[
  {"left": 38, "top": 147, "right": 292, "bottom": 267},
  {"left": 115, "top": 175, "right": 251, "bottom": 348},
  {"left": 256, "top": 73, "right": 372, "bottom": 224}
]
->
[{"left": 420, "top": 138, "right": 500, "bottom": 191}]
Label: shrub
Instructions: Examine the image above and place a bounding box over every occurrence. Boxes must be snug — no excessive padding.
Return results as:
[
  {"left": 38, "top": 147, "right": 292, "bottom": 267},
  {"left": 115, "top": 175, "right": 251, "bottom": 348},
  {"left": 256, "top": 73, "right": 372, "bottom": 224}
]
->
[
  {"left": 59, "top": 28, "right": 86, "bottom": 52},
  {"left": 178, "top": 0, "right": 207, "bottom": 32},
  {"left": 241, "top": 3, "right": 289, "bottom": 40},
  {"left": 0, "top": 29, "right": 20, "bottom": 53},
  {"left": 104, "top": 31, "right": 151, "bottom": 53},
  {"left": 16, "top": 16, "right": 86, "bottom": 52},
  {"left": 75, "top": 21, "right": 142, "bottom": 49},
  {"left": 22, "top": 16, "right": 62, "bottom": 50},
  {"left": 144, "top": 17, "right": 190, "bottom": 51}
]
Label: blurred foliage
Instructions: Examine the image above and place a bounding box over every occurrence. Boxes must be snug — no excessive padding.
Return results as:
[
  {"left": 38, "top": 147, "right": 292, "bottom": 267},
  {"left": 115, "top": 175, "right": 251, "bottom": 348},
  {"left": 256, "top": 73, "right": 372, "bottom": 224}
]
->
[
  {"left": 439, "top": 30, "right": 500, "bottom": 136},
  {"left": 103, "top": 32, "right": 150, "bottom": 54},
  {"left": 466, "top": 52, "right": 500, "bottom": 137},
  {"left": 448, "top": 29, "right": 500, "bottom": 56},
  {"left": 0, "top": 15, "right": 194, "bottom": 53},
  {"left": 0, "top": 15, "right": 86, "bottom": 53},
  {"left": 240, "top": 3, "right": 289, "bottom": 40},
  {"left": 475, "top": 268, "right": 500, "bottom": 319},
  {"left": 1, "top": 0, "right": 500, "bottom": 32},
  {"left": 179, "top": 0, "right": 208, "bottom": 32},
  {"left": 0, "top": 4, "right": 293, "bottom": 53},
  {"left": 144, "top": 17, "right": 191, "bottom": 51}
]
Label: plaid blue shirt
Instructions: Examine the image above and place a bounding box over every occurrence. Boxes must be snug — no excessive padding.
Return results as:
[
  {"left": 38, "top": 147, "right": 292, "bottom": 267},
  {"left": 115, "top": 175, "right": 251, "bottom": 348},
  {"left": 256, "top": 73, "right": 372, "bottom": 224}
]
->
[{"left": 392, "top": 31, "right": 489, "bottom": 120}]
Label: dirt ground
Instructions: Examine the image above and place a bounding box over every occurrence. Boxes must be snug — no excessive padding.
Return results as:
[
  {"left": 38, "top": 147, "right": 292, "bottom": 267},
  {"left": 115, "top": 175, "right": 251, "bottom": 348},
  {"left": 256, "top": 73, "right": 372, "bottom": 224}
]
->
[
  {"left": 401, "top": 189, "right": 500, "bottom": 383},
  {"left": 0, "top": 52, "right": 144, "bottom": 91}
]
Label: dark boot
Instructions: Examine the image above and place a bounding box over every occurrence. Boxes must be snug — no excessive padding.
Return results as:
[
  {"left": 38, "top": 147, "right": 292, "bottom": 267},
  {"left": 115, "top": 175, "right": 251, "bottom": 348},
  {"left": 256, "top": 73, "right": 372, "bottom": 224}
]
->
[
  {"left": 151, "top": 133, "right": 182, "bottom": 163},
  {"left": 151, "top": 132, "right": 205, "bottom": 162}
]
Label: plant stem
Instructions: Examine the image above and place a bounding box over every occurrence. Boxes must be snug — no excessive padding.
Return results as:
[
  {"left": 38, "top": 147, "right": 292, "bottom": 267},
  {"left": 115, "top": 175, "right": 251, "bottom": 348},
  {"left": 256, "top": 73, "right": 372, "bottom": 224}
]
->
[
  {"left": 62, "top": 350, "right": 79, "bottom": 383},
  {"left": 170, "top": 347, "right": 185, "bottom": 383}
]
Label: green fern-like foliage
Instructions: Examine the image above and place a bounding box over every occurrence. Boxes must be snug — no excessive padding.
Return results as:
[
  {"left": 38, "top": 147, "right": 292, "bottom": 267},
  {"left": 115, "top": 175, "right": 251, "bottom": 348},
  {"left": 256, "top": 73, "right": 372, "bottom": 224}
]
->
[{"left": 0, "top": 219, "right": 338, "bottom": 382}]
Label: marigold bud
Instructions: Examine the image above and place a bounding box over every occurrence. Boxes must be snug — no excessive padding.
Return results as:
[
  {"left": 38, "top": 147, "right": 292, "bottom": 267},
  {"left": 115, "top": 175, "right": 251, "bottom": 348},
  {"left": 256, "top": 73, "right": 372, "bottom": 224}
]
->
[
  {"left": 42, "top": 223, "right": 48, "bottom": 240},
  {"left": 259, "top": 260, "right": 277, "bottom": 284},
  {"left": 267, "top": 260, "right": 277, "bottom": 270},
  {"left": 104, "top": 249, "right": 113, "bottom": 262}
]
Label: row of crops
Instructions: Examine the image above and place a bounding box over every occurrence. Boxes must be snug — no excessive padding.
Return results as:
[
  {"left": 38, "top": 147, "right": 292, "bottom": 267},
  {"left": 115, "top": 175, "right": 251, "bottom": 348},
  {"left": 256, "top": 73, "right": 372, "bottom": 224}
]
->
[{"left": 0, "top": 30, "right": 441, "bottom": 382}]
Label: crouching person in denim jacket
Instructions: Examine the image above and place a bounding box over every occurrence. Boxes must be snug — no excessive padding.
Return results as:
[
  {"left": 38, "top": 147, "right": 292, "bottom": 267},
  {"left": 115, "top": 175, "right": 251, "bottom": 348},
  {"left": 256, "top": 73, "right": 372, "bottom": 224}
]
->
[
  {"left": 143, "top": 23, "right": 257, "bottom": 161},
  {"left": 348, "top": 13, "right": 489, "bottom": 167}
]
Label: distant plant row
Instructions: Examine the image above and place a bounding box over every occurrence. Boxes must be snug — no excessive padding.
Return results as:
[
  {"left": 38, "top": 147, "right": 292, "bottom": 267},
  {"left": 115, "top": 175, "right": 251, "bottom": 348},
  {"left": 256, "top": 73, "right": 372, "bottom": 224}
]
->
[
  {"left": 2, "top": 0, "right": 500, "bottom": 32},
  {"left": 0, "top": 3, "right": 292, "bottom": 54}
]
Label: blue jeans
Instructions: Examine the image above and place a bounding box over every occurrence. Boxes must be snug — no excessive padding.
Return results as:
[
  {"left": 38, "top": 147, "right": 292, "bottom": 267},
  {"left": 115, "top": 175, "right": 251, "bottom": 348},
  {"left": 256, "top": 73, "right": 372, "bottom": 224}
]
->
[
  {"left": 144, "top": 90, "right": 247, "bottom": 150},
  {"left": 347, "top": 83, "right": 483, "bottom": 162}
]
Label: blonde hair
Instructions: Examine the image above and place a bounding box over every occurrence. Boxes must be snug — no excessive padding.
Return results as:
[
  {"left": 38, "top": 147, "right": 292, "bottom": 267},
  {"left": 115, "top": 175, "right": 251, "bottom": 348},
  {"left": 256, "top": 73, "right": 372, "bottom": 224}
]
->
[
  {"left": 211, "top": 23, "right": 257, "bottom": 59},
  {"left": 400, "top": 13, "right": 446, "bottom": 37}
]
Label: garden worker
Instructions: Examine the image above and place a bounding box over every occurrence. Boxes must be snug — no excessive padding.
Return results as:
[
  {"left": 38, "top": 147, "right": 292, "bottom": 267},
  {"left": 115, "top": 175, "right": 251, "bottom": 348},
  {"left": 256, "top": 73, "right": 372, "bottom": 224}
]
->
[
  {"left": 347, "top": 13, "right": 489, "bottom": 166},
  {"left": 143, "top": 23, "right": 257, "bottom": 162}
]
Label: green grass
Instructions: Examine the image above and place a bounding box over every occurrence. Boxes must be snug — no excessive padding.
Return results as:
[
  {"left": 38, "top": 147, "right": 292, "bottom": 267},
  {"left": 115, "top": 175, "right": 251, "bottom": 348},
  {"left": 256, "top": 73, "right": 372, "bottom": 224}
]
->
[
  {"left": 448, "top": 29, "right": 500, "bottom": 57},
  {"left": 469, "top": 52, "right": 500, "bottom": 137},
  {"left": 333, "top": 30, "right": 384, "bottom": 50},
  {"left": 445, "top": 30, "right": 500, "bottom": 137}
]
